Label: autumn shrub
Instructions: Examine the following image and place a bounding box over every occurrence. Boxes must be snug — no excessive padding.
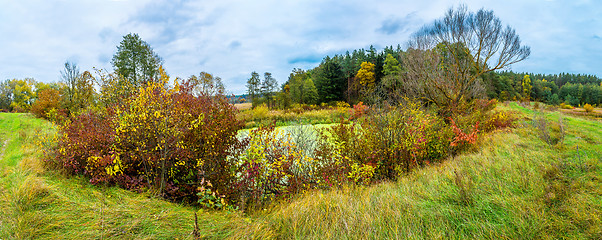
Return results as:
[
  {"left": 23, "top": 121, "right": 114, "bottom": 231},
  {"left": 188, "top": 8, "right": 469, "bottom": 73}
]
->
[
  {"left": 479, "top": 110, "right": 516, "bottom": 132},
  {"left": 449, "top": 118, "right": 479, "bottom": 152},
  {"left": 30, "top": 88, "right": 61, "bottom": 119},
  {"left": 346, "top": 162, "right": 376, "bottom": 186},
  {"left": 233, "top": 126, "right": 318, "bottom": 211},
  {"left": 45, "top": 108, "right": 70, "bottom": 125},
  {"left": 329, "top": 101, "right": 351, "bottom": 120},
  {"left": 349, "top": 101, "right": 369, "bottom": 120},
  {"left": 46, "top": 111, "right": 115, "bottom": 176},
  {"left": 456, "top": 99, "right": 497, "bottom": 124},
  {"left": 317, "top": 101, "right": 452, "bottom": 182},
  {"left": 453, "top": 99, "right": 516, "bottom": 135},
  {"left": 251, "top": 103, "right": 269, "bottom": 120},
  {"left": 560, "top": 102, "right": 574, "bottom": 109},
  {"left": 359, "top": 104, "right": 451, "bottom": 178},
  {"left": 287, "top": 103, "right": 307, "bottom": 114},
  {"left": 312, "top": 98, "right": 498, "bottom": 184},
  {"left": 48, "top": 68, "right": 243, "bottom": 203},
  {"left": 314, "top": 120, "right": 361, "bottom": 186},
  {"left": 11, "top": 104, "right": 28, "bottom": 113},
  {"left": 583, "top": 103, "right": 594, "bottom": 113}
]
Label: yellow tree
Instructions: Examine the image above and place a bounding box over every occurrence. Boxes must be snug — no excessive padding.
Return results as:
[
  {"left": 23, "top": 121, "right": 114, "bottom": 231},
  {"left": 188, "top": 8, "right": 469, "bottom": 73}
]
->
[
  {"left": 30, "top": 88, "right": 61, "bottom": 119},
  {"left": 356, "top": 61, "right": 375, "bottom": 88},
  {"left": 356, "top": 62, "right": 376, "bottom": 99},
  {"left": 522, "top": 74, "right": 532, "bottom": 101},
  {"left": 9, "top": 78, "right": 36, "bottom": 112}
]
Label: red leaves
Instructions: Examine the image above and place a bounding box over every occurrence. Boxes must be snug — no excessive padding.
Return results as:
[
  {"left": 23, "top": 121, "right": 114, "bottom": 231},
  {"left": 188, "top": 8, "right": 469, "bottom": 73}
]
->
[
  {"left": 349, "top": 101, "right": 369, "bottom": 120},
  {"left": 49, "top": 112, "right": 115, "bottom": 176},
  {"left": 449, "top": 118, "right": 479, "bottom": 147}
]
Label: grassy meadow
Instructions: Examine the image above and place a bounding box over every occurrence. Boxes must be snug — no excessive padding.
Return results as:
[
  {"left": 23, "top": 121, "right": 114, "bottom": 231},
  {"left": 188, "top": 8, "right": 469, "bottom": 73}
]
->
[
  {"left": 236, "top": 103, "right": 351, "bottom": 129},
  {"left": 1, "top": 102, "right": 601, "bottom": 239},
  {"left": 0, "top": 113, "right": 205, "bottom": 239}
]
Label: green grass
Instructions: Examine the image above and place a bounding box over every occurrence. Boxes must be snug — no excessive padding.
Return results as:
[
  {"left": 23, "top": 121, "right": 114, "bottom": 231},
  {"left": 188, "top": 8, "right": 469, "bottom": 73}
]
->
[
  {"left": 1, "top": 103, "right": 602, "bottom": 239},
  {"left": 0, "top": 113, "right": 238, "bottom": 239},
  {"left": 225, "top": 102, "right": 602, "bottom": 239},
  {"left": 238, "top": 106, "right": 349, "bottom": 129}
]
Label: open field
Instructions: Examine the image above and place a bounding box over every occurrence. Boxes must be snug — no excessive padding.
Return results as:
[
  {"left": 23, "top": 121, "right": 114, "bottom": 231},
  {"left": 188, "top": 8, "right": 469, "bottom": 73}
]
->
[
  {"left": 236, "top": 104, "right": 350, "bottom": 129},
  {"left": 1, "top": 102, "right": 601, "bottom": 239},
  {"left": 233, "top": 102, "right": 252, "bottom": 110},
  {"left": 560, "top": 107, "right": 602, "bottom": 119}
]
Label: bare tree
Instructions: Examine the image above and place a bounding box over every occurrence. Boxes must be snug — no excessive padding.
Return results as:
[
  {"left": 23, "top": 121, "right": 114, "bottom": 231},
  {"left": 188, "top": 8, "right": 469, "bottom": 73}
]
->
[
  {"left": 261, "top": 72, "right": 278, "bottom": 108},
  {"left": 187, "top": 71, "right": 225, "bottom": 97},
  {"left": 60, "top": 62, "right": 97, "bottom": 115},
  {"left": 61, "top": 61, "right": 80, "bottom": 107},
  {"left": 402, "top": 5, "right": 530, "bottom": 116}
]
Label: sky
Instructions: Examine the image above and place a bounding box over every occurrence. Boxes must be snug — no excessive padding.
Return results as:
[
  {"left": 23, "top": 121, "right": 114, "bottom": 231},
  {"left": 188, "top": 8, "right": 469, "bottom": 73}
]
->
[{"left": 1, "top": 0, "right": 601, "bottom": 94}]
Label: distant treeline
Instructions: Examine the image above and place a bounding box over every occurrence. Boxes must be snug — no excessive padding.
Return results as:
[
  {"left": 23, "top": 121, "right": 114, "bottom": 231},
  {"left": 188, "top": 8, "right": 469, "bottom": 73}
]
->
[
  {"left": 257, "top": 45, "right": 407, "bottom": 108},
  {"left": 252, "top": 45, "right": 602, "bottom": 108},
  {"left": 483, "top": 72, "right": 602, "bottom": 106}
]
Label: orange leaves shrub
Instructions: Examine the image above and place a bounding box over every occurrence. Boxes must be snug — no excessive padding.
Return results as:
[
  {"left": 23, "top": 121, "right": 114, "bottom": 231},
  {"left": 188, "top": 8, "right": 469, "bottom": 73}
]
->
[
  {"left": 349, "top": 101, "right": 369, "bottom": 120},
  {"left": 30, "top": 88, "right": 61, "bottom": 119},
  {"left": 449, "top": 118, "right": 479, "bottom": 149}
]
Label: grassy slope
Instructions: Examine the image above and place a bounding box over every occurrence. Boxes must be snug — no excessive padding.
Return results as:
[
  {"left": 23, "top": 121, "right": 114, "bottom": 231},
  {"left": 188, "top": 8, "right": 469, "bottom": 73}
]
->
[
  {"left": 0, "top": 113, "right": 239, "bottom": 239},
  {"left": 227, "top": 102, "right": 602, "bottom": 239},
  {"left": 1, "top": 102, "right": 601, "bottom": 239}
]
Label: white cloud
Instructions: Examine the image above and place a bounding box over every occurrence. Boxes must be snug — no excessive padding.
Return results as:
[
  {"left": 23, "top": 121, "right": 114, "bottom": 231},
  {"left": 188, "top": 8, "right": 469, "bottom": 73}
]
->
[{"left": 0, "top": 0, "right": 601, "bottom": 94}]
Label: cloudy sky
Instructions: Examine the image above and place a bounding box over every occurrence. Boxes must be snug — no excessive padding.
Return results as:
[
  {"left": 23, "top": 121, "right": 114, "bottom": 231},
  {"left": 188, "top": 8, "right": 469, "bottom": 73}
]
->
[{"left": 1, "top": 0, "right": 600, "bottom": 94}]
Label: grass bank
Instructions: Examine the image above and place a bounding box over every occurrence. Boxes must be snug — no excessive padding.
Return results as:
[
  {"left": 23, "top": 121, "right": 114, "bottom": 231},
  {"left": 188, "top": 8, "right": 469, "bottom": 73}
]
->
[
  {"left": 226, "top": 102, "right": 602, "bottom": 239},
  {"left": 1, "top": 102, "right": 601, "bottom": 239},
  {"left": 0, "top": 113, "right": 233, "bottom": 239}
]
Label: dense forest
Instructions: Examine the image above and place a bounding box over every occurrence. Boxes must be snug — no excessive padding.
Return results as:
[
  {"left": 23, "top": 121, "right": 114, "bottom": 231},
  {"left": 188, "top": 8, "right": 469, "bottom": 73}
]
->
[
  {"left": 484, "top": 71, "right": 602, "bottom": 105},
  {"left": 242, "top": 45, "right": 602, "bottom": 109}
]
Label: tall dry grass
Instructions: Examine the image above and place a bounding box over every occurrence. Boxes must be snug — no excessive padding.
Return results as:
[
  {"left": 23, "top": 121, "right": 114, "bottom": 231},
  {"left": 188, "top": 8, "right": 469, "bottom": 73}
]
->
[{"left": 224, "top": 103, "right": 602, "bottom": 239}]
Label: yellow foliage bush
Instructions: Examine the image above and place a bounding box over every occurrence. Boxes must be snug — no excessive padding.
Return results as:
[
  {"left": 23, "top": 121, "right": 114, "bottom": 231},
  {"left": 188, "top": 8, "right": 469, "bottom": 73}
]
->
[
  {"left": 560, "top": 102, "right": 574, "bottom": 109},
  {"left": 583, "top": 103, "right": 594, "bottom": 112},
  {"left": 48, "top": 66, "right": 244, "bottom": 203},
  {"left": 251, "top": 103, "right": 269, "bottom": 120}
]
